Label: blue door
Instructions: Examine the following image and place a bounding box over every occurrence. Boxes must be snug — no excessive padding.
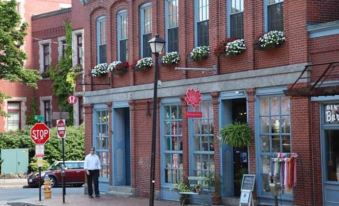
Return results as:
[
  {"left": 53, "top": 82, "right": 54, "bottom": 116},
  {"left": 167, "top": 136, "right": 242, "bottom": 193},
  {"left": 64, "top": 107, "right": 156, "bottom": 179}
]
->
[{"left": 112, "top": 107, "right": 130, "bottom": 186}]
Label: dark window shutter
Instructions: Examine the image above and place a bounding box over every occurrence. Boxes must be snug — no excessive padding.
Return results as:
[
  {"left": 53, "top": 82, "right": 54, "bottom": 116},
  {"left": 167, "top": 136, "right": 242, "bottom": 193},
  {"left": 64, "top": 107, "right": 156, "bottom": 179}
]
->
[
  {"left": 168, "top": 27, "right": 179, "bottom": 52},
  {"left": 230, "top": 12, "right": 244, "bottom": 39},
  {"left": 268, "top": 2, "right": 284, "bottom": 31},
  {"left": 197, "top": 20, "right": 209, "bottom": 46}
]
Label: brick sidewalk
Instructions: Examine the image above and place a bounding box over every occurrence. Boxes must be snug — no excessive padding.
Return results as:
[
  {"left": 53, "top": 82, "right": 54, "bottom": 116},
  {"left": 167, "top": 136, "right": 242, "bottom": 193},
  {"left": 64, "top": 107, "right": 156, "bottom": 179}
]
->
[{"left": 5, "top": 194, "right": 180, "bottom": 206}]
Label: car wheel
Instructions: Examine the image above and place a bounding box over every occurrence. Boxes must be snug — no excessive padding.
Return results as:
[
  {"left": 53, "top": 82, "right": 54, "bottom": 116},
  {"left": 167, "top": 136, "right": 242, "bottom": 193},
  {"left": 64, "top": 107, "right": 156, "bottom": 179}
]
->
[{"left": 48, "top": 176, "right": 57, "bottom": 187}]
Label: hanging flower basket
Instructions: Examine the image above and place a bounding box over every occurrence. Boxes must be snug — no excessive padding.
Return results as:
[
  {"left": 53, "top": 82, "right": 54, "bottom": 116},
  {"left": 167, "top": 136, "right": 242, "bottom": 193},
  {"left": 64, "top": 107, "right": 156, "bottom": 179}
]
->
[
  {"left": 91, "top": 63, "right": 109, "bottom": 77},
  {"left": 161, "top": 52, "right": 180, "bottom": 66},
  {"left": 135, "top": 57, "right": 153, "bottom": 72},
  {"left": 108, "top": 61, "right": 129, "bottom": 75},
  {"left": 190, "top": 46, "right": 210, "bottom": 62},
  {"left": 256, "top": 30, "right": 286, "bottom": 50}
]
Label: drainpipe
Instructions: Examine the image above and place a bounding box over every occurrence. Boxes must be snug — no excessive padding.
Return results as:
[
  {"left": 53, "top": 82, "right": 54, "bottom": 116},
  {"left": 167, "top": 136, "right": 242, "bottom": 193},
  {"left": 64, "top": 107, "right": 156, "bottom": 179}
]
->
[{"left": 308, "top": 97, "right": 315, "bottom": 206}]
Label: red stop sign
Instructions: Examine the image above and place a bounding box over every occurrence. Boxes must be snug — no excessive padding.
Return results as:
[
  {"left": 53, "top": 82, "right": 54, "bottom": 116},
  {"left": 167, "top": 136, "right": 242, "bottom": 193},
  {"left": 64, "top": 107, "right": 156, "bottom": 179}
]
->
[{"left": 30, "top": 123, "right": 50, "bottom": 144}]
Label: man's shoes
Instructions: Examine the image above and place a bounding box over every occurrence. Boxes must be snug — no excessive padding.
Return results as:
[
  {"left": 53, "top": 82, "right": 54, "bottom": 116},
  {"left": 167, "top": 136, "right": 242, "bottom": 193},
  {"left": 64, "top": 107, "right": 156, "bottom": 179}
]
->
[
  {"left": 95, "top": 195, "right": 100, "bottom": 198},
  {"left": 89, "top": 195, "right": 94, "bottom": 199}
]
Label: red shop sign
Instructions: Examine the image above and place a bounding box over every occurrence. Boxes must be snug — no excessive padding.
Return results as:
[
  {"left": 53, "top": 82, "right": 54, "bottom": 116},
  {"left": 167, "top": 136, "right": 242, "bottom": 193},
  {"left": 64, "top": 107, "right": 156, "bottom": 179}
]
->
[{"left": 184, "top": 88, "right": 202, "bottom": 118}]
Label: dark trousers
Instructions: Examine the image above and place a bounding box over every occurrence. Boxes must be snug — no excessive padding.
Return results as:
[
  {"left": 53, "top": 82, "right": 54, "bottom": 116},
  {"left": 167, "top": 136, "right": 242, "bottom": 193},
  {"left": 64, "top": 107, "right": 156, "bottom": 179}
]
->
[{"left": 87, "top": 169, "right": 99, "bottom": 196}]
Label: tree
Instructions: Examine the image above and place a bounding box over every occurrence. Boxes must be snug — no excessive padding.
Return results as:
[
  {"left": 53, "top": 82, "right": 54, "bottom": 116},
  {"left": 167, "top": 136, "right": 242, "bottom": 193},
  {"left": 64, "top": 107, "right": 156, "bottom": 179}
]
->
[
  {"left": 48, "top": 21, "right": 80, "bottom": 125},
  {"left": 0, "top": 0, "right": 40, "bottom": 115}
]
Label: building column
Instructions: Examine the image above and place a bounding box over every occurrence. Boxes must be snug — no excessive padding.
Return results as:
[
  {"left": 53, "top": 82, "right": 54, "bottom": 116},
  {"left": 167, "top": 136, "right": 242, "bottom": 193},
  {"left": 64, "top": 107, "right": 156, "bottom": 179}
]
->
[{"left": 84, "top": 104, "right": 93, "bottom": 154}]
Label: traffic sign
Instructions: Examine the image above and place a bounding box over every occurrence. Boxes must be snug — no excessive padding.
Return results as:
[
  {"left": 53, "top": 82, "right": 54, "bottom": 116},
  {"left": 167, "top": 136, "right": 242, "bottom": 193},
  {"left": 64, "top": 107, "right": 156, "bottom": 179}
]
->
[
  {"left": 67, "top": 95, "right": 77, "bottom": 105},
  {"left": 35, "top": 144, "right": 44, "bottom": 157},
  {"left": 30, "top": 123, "right": 50, "bottom": 144},
  {"left": 56, "top": 119, "right": 66, "bottom": 138}
]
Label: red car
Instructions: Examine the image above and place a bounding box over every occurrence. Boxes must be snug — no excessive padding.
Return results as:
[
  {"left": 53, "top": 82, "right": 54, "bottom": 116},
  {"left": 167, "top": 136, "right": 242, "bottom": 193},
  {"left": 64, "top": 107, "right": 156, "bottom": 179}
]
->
[{"left": 27, "top": 161, "right": 85, "bottom": 187}]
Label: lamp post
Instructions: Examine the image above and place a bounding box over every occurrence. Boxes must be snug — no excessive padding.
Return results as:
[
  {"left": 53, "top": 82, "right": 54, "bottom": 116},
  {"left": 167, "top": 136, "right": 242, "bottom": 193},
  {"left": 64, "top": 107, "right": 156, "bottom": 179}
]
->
[{"left": 148, "top": 34, "right": 165, "bottom": 206}]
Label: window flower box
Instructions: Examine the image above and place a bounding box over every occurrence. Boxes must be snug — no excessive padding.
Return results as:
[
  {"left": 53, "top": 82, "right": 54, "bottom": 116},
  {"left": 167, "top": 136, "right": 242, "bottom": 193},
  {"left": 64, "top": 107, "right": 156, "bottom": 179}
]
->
[
  {"left": 135, "top": 57, "right": 153, "bottom": 72},
  {"left": 108, "top": 61, "right": 129, "bottom": 75},
  {"left": 225, "top": 39, "right": 246, "bottom": 56},
  {"left": 91, "top": 63, "right": 109, "bottom": 77},
  {"left": 257, "top": 30, "right": 285, "bottom": 50},
  {"left": 161, "top": 52, "right": 180, "bottom": 66},
  {"left": 190, "top": 46, "right": 209, "bottom": 62}
]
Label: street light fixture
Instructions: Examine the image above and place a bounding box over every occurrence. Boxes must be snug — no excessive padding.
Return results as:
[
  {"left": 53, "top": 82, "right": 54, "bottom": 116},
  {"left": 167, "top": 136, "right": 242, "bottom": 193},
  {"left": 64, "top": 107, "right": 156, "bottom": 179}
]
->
[{"left": 148, "top": 34, "right": 165, "bottom": 206}]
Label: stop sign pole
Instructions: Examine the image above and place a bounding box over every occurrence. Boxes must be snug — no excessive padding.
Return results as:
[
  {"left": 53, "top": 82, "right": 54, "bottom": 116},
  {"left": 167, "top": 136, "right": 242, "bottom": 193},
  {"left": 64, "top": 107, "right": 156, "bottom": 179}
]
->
[
  {"left": 30, "top": 122, "right": 50, "bottom": 202},
  {"left": 56, "top": 119, "right": 66, "bottom": 204}
]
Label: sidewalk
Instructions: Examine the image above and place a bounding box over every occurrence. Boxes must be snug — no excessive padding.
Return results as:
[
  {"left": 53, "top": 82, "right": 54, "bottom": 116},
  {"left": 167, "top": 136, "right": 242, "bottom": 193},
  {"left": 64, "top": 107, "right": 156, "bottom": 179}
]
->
[
  {"left": 0, "top": 179, "right": 26, "bottom": 188},
  {"left": 4, "top": 194, "right": 180, "bottom": 206}
]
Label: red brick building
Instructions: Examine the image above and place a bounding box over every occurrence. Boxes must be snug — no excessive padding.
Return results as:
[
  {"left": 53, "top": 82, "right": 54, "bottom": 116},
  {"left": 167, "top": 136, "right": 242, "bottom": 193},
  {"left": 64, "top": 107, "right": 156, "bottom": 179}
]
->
[{"left": 6, "top": 0, "right": 339, "bottom": 205}]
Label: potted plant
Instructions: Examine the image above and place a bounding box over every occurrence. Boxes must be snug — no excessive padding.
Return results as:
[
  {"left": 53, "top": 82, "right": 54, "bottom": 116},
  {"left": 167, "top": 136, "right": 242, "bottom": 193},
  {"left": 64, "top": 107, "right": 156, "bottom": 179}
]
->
[
  {"left": 161, "top": 51, "right": 180, "bottom": 66},
  {"left": 190, "top": 46, "right": 209, "bottom": 62},
  {"left": 135, "top": 57, "right": 153, "bottom": 72},
  {"left": 225, "top": 39, "right": 246, "bottom": 56},
  {"left": 257, "top": 30, "right": 286, "bottom": 50},
  {"left": 108, "top": 60, "right": 129, "bottom": 75},
  {"left": 91, "top": 63, "right": 109, "bottom": 77},
  {"left": 220, "top": 122, "right": 251, "bottom": 147},
  {"left": 175, "top": 177, "right": 191, "bottom": 205}
]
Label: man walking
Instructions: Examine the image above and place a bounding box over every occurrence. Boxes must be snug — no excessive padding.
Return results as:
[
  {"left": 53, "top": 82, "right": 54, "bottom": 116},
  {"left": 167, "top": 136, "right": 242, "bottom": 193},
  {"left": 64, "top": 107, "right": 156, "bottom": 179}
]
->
[{"left": 84, "top": 147, "right": 101, "bottom": 198}]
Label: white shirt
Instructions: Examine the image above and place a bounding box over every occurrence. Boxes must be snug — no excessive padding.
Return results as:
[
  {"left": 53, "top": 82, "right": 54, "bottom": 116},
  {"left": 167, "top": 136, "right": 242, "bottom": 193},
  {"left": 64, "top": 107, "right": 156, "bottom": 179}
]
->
[{"left": 84, "top": 153, "right": 101, "bottom": 170}]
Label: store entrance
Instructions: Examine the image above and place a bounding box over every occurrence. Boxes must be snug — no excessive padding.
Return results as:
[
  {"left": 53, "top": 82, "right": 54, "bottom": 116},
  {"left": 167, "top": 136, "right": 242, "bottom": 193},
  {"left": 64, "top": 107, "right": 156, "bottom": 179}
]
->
[{"left": 221, "top": 98, "right": 248, "bottom": 197}]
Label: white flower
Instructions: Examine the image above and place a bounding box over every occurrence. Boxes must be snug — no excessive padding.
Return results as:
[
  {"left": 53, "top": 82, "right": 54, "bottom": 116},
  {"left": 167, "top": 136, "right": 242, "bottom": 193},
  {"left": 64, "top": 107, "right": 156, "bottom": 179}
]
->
[
  {"left": 190, "top": 46, "right": 210, "bottom": 61},
  {"left": 225, "top": 39, "right": 246, "bottom": 56},
  {"left": 135, "top": 57, "right": 153, "bottom": 71},
  {"left": 107, "top": 60, "right": 122, "bottom": 72},
  {"left": 161, "top": 52, "right": 180, "bottom": 65},
  {"left": 91, "top": 63, "right": 109, "bottom": 77},
  {"left": 258, "top": 30, "right": 285, "bottom": 49}
]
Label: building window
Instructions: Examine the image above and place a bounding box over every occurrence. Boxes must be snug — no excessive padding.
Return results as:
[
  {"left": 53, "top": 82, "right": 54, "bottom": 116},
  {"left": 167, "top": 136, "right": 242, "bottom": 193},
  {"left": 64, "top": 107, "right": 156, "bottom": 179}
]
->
[
  {"left": 165, "top": 0, "right": 179, "bottom": 52},
  {"left": 43, "top": 100, "right": 52, "bottom": 128},
  {"left": 140, "top": 3, "right": 152, "bottom": 58},
  {"left": 324, "top": 130, "right": 339, "bottom": 182},
  {"left": 58, "top": 38, "right": 66, "bottom": 60},
  {"left": 189, "top": 100, "right": 214, "bottom": 181},
  {"left": 96, "top": 16, "right": 107, "bottom": 64},
  {"left": 162, "top": 104, "right": 183, "bottom": 184},
  {"left": 229, "top": 0, "right": 244, "bottom": 39},
  {"left": 76, "top": 34, "right": 83, "bottom": 67},
  {"left": 258, "top": 95, "right": 291, "bottom": 193},
  {"left": 7, "top": 102, "right": 21, "bottom": 131},
  {"left": 195, "top": 0, "right": 209, "bottom": 46},
  {"left": 117, "top": 10, "right": 128, "bottom": 62},
  {"left": 94, "top": 110, "right": 110, "bottom": 180},
  {"left": 43, "top": 44, "right": 50, "bottom": 73},
  {"left": 79, "top": 97, "right": 84, "bottom": 125},
  {"left": 266, "top": 0, "right": 284, "bottom": 31}
]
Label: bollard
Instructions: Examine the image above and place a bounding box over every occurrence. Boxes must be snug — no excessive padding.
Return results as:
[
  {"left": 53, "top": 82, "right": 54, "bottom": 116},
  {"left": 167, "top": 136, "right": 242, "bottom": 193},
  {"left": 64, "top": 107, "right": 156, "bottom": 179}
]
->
[{"left": 43, "top": 175, "right": 52, "bottom": 199}]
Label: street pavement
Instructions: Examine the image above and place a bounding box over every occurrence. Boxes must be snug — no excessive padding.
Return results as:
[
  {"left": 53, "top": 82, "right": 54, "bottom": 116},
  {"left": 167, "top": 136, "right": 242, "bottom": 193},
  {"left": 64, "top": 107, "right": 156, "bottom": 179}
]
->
[{"left": 0, "top": 179, "right": 180, "bottom": 206}]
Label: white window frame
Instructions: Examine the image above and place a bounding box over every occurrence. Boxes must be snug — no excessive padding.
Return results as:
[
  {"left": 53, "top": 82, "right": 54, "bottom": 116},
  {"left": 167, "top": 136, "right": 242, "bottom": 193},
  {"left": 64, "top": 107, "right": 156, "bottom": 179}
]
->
[
  {"left": 58, "top": 36, "right": 66, "bottom": 60},
  {"left": 4, "top": 97, "right": 27, "bottom": 131},
  {"left": 72, "top": 29, "right": 84, "bottom": 68},
  {"left": 140, "top": 2, "right": 152, "bottom": 58},
  {"left": 117, "top": 10, "right": 128, "bottom": 62},
  {"left": 96, "top": 16, "right": 107, "bottom": 64},
  {"left": 165, "top": 0, "right": 179, "bottom": 52},
  {"left": 40, "top": 96, "right": 53, "bottom": 125},
  {"left": 194, "top": 0, "right": 209, "bottom": 47},
  {"left": 38, "top": 39, "right": 51, "bottom": 74}
]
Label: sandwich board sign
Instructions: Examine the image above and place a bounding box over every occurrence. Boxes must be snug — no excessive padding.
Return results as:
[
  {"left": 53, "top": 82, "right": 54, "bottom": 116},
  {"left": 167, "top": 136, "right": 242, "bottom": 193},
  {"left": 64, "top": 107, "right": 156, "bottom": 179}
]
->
[{"left": 239, "top": 174, "right": 256, "bottom": 206}]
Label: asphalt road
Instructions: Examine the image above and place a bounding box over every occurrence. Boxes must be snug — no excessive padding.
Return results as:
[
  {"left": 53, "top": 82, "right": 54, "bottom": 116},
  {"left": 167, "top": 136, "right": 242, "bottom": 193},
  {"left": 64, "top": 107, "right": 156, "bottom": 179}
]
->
[{"left": 0, "top": 186, "right": 84, "bottom": 202}]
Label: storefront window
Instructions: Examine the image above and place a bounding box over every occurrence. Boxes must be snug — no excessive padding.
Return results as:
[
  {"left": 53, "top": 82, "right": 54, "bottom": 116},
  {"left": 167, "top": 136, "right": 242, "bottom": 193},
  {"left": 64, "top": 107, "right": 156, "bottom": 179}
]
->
[
  {"left": 325, "top": 130, "right": 339, "bottom": 182},
  {"left": 163, "top": 104, "right": 183, "bottom": 184},
  {"left": 258, "top": 95, "right": 291, "bottom": 193},
  {"left": 94, "top": 110, "right": 109, "bottom": 180},
  {"left": 190, "top": 100, "right": 214, "bottom": 181}
]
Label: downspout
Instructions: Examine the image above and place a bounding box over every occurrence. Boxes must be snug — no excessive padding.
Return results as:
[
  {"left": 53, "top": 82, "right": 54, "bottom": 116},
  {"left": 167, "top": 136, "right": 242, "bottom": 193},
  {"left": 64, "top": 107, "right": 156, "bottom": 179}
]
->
[{"left": 308, "top": 97, "right": 315, "bottom": 206}]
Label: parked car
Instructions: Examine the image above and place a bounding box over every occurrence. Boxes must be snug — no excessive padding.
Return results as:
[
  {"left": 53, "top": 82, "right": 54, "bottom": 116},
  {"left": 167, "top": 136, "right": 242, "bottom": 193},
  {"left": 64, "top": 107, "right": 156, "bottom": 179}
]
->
[{"left": 27, "top": 161, "right": 85, "bottom": 187}]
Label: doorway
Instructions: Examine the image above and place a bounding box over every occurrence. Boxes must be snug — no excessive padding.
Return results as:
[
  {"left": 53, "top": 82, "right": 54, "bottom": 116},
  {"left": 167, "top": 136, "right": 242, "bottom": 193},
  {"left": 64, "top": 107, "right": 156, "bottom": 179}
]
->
[
  {"left": 112, "top": 107, "right": 131, "bottom": 186},
  {"left": 220, "top": 98, "right": 248, "bottom": 197}
]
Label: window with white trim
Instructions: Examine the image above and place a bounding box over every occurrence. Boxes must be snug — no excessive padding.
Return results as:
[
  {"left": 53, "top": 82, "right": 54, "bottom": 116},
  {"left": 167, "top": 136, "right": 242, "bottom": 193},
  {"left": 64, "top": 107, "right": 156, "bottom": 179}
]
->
[
  {"left": 96, "top": 16, "right": 107, "bottom": 64},
  {"left": 43, "top": 44, "right": 50, "bottom": 73},
  {"left": 165, "top": 0, "right": 179, "bottom": 52},
  {"left": 94, "top": 110, "right": 109, "bottom": 180},
  {"left": 43, "top": 100, "right": 52, "bottom": 128},
  {"left": 163, "top": 104, "right": 183, "bottom": 184},
  {"left": 76, "top": 34, "right": 83, "bottom": 67},
  {"left": 117, "top": 10, "right": 128, "bottom": 62},
  {"left": 195, "top": 0, "right": 209, "bottom": 46},
  {"left": 140, "top": 3, "right": 152, "bottom": 58},
  {"left": 229, "top": 0, "right": 244, "bottom": 38},
  {"left": 6, "top": 102, "right": 21, "bottom": 131},
  {"left": 267, "top": 0, "right": 284, "bottom": 31}
]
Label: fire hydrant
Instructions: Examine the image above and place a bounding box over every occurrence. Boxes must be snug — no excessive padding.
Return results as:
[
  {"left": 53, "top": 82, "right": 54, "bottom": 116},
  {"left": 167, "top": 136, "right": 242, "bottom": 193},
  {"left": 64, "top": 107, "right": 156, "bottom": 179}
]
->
[{"left": 43, "top": 175, "right": 52, "bottom": 199}]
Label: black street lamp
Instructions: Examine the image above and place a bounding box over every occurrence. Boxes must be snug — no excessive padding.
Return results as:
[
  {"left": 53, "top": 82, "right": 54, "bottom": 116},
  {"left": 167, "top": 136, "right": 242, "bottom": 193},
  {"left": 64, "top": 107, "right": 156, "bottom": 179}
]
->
[{"left": 148, "top": 34, "right": 165, "bottom": 206}]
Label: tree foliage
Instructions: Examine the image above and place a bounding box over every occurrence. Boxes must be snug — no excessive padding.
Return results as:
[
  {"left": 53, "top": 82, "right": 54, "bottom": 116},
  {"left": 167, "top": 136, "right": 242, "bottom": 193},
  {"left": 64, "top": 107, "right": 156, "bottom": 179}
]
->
[
  {"left": 0, "top": 125, "right": 85, "bottom": 172},
  {"left": 48, "top": 21, "right": 80, "bottom": 125},
  {"left": 0, "top": 0, "right": 40, "bottom": 115}
]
